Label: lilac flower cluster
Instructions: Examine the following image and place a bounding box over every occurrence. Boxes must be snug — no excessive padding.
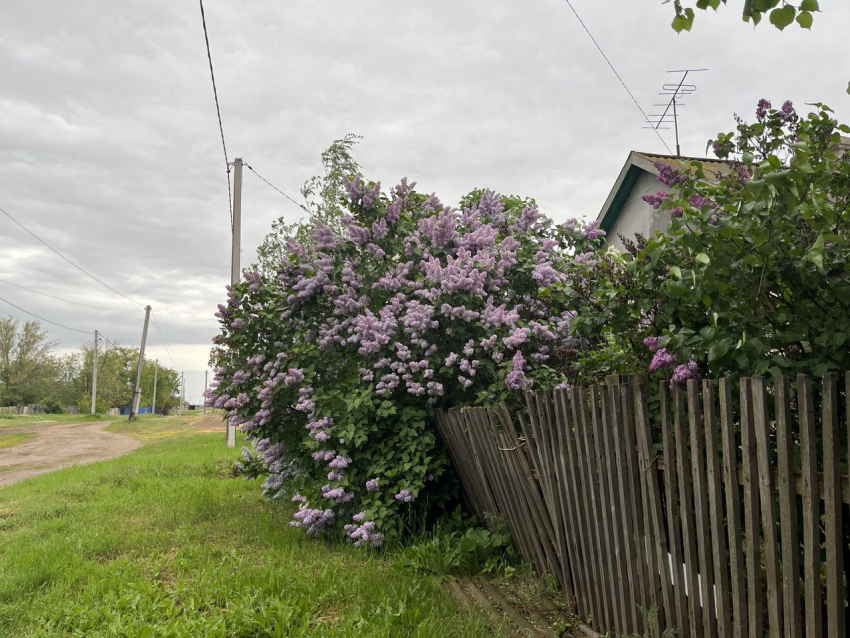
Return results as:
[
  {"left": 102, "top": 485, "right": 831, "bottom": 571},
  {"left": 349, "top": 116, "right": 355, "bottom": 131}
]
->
[
  {"left": 642, "top": 191, "right": 671, "bottom": 210},
  {"left": 654, "top": 161, "right": 688, "bottom": 188}
]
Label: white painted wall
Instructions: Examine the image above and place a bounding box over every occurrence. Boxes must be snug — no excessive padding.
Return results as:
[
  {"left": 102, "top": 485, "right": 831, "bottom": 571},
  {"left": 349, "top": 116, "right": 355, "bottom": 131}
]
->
[{"left": 606, "top": 171, "right": 673, "bottom": 250}]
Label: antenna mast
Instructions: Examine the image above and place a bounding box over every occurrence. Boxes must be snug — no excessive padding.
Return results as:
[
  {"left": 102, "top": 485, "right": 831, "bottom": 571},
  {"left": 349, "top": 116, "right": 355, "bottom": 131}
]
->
[{"left": 643, "top": 68, "right": 707, "bottom": 156}]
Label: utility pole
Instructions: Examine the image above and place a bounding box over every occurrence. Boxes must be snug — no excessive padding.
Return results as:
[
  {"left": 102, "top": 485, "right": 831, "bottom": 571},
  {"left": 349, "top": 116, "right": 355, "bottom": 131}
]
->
[
  {"left": 129, "top": 305, "right": 152, "bottom": 421},
  {"left": 152, "top": 359, "right": 158, "bottom": 415},
  {"left": 226, "top": 157, "right": 243, "bottom": 448},
  {"left": 180, "top": 372, "right": 185, "bottom": 415},
  {"left": 203, "top": 369, "right": 208, "bottom": 415},
  {"left": 90, "top": 330, "right": 98, "bottom": 414}
]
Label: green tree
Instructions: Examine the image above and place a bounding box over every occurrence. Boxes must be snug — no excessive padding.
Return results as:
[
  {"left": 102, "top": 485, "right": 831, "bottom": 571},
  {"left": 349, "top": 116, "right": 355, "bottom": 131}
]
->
[
  {"left": 0, "top": 318, "right": 57, "bottom": 407},
  {"left": 255, "top": 134, "right": 362, "bottom": 272},
  {"left": 667, "top": 0, "right": 821, "bottom": 32}
]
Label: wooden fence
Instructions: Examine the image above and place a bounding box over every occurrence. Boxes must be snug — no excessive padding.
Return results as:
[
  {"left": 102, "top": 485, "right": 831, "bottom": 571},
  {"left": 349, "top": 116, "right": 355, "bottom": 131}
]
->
[{"left": 436, "top": 374, "right": 850, "bottom": 638}]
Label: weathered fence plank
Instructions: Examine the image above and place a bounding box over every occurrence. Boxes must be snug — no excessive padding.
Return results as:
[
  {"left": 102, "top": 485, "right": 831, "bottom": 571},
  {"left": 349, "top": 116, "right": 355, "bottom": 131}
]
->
[
  {"left": 740, "top": 377, "right": 764, "bottom": 638},
  {"left": 702, "top": 380, "right": 732, "bottom": 637},
  {"left": 798, "top": 374, "right": 823, "bottom": 638},
  {"left": 660, "top": 383, "right": 689, "bottom": 633},
  {"left": 591, "top": 385, "right": 625, "bottom": 634},
  {"left": 719, "top": 378, "right": 747, "bottom": 638},
  {"left": 672, "top": 384, "right": 702, "bottom": 638},
  {"left": 750, "top": 376, "right": 783, "bottom": 637},
  {"left": 774, "top": 375, "right": 802, "bottom": 638},
  {"left": 821, "top": 374, "right": 844, "bottom": 638},
  {"left": 687, "top": 379, "right": 717, "bottom": 638},
  {"left": 632, "top": 377, "right": 675, "bottom": 632},
  {"left": 574, "top": 387, "right": 615, "bottom": 631}
]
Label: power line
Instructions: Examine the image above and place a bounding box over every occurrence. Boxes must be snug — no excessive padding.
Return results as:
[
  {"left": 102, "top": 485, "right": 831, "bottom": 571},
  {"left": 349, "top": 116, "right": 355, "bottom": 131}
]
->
[
  {"left": 0, "top": 294, "right": 92, "bottom": 334},
  {"left": 244, "top": 164, "right": 308, "bottom": 212},
  {"left": 0, "top": 204, "right": 146, "bottom": 308},
  {"left": 0, "top": 277, "right": 141, "bottom": 312},
  {"left": 562, "top": 0, "right": 673, "bottom": 155},
  {"left": 198, "top": 0, "right": 233, "bottom": 230}
]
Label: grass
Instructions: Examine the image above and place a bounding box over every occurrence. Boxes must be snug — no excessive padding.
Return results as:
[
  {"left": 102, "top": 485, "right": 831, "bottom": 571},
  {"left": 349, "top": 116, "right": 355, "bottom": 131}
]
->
[
  {"left": 0, "top": 426, "right": 495, "bottom": 638},
  {"left": 0, "top": 431, "right": 37, "bottom": 450}
]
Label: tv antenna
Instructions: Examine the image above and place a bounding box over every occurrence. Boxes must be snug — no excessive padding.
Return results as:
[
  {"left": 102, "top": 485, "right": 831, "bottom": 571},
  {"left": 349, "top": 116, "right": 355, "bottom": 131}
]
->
[{"left": 643, "top": 68, "right": 707, "bottom": 156}]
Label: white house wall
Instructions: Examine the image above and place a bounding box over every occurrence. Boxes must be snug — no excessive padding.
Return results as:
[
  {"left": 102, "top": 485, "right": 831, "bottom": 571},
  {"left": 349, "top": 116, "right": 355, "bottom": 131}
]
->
[{"left": 606, "top": 171, "right": 672, "bottom": 250}]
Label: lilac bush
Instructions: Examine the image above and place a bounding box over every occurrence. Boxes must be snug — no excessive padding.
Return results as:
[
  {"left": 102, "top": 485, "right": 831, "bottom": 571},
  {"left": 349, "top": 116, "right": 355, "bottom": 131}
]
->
[{"left": 207, "top": 183, "right": 602, "bottom": 543}]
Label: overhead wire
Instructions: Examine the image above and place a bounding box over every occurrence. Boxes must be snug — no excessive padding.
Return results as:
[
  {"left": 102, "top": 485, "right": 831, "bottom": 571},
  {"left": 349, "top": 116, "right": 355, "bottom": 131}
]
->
[
  {"left": 562, "top": 0, "right": 674, "bottom": 155},
  {"left": 0, "top": 204, "right": 146, "bottom": 308},
  {"left": 198, "top": 0, "right": 234, "bottom": 230},
  {"left": 0, "top": 294, "right": 93, "bottom": 334},
  {"left": 244, "top": 163, "right": 308, "bottom": 212},
  {"left": 0, "top": 277, "right": 141, "bottom": 312}
]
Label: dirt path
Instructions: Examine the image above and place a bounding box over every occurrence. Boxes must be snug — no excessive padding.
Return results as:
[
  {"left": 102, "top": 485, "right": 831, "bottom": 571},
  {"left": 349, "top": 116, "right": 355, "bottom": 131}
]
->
[{"left": 0, "top": 420, "right": 142, "bottom": 487}]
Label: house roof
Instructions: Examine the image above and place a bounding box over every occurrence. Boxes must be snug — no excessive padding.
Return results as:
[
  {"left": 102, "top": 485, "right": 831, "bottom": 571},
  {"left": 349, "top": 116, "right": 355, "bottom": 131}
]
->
[{"left": 596, "top": 152, "right": 735, "bottom": 234}]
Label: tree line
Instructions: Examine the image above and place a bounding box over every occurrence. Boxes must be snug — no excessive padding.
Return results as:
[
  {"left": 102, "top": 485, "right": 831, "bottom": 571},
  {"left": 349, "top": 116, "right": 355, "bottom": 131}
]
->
[{"left": 0, "top": 317, "right": 180, "bottom": 413}]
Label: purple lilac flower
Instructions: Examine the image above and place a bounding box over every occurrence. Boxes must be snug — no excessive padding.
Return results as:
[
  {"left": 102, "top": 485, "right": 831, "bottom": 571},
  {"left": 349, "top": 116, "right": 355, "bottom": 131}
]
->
[
  {"left": 505, "top": 350, "right": 530, "bottom": 390},
  {"left": 395, "top": 489, "right": 415, "bottom": 503},
  {"left": 583, "top": 220, "right": 606, "bottom": 240},
  {"left": 780, "top": 100, "right": 795, "bottom": 123},
  {"left": 366, "top": 477, "right": 380, "bottom": 492},
  {"left": 654, "top": 161, "right": 688, "bottom": 188},
  {"left": 643, "top": 191, "right": 671, "bottom": 210},
  {"left": 291, "top": 505, "right": 335, "bottom": 536},
  {"left": 345, "top": 519, "right": 384, "bottom": 547},
  {"left": 688, "top": 192, "right": 715, "bottom": 210},
  {"left": 756, "top": 98, "right": 771, "bottom": 119},
  {"left": 643, "top": 336, "right": 662, "bottom": 352},
  {"left": 670, "top": 206, "right": 684, "bottom": 218},
  {"left": 670, "top": 359, "right": 700, "bottom": 388},
  {"left": 649, "top": 348, "right": 677, "bottom": 372}
]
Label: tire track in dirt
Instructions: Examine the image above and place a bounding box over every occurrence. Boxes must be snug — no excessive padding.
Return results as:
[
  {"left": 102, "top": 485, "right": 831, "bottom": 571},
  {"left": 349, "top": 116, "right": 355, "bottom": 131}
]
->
[{"left": 0, "top": 420, "right": 142, "bottom": 487}]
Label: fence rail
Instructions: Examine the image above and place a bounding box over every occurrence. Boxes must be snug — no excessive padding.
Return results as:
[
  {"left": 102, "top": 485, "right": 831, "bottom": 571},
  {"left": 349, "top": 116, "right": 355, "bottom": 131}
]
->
[{"left": 436, "top": 373, "right": 850, "bottom": 638}]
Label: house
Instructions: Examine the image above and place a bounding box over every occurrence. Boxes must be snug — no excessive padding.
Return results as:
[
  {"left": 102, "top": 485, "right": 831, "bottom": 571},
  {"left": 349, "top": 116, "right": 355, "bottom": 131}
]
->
[
  {"left": 595, "top": 151, "right": 735, "bottom": 250},
  {"left": 597, "top": 140, "right": 850, "bottom": 250}
]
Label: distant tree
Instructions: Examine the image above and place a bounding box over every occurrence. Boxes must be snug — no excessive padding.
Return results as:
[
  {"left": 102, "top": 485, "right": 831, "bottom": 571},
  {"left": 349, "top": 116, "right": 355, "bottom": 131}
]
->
[
  {"left": 255, "top": 134, "right": 363, "bottom": 272},
  {"left": 667, "top": 0, "right": 821, "bottom": 32},
  {"left": 0, "top": 318, "right": 56, "bottom": 407}
]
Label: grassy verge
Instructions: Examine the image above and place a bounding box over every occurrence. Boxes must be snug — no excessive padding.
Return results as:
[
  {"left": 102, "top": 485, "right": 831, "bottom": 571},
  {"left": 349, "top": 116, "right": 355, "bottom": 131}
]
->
[
  {"left": 105, "top": 413, "right": 224, "bottom": 443},
  {"left": 0, "top": 431, "right": 37, "bottom": 450},
  {"left": 0, "top": 429, "right": 495, "bottom": 637}
]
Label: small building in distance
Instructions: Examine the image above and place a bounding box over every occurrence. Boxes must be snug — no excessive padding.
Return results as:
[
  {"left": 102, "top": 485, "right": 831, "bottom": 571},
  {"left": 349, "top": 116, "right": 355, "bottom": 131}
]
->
[{"left": 595, "top": 151, "right": 734, "bottom": 250}]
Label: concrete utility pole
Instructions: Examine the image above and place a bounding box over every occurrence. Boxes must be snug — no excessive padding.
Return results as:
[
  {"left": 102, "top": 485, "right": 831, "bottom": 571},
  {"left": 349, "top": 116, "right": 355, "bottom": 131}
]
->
[
  {"left": 129, "top": 305, "right": 152, "bottom": 421},
  {"left": 152, "top": 359, "right": 158, "bottom": 415},
  {"left": 226, "top": 157, "right": 243, "bottom": 448},
  {"left": 180, "top": 372, "right": 185, "bottom": 415},
  {"left": 90, "top": 330, "right": 98, "bottom": 414},
  {"left": 203, "top": 369, "right": 208, "bottom": 415}
]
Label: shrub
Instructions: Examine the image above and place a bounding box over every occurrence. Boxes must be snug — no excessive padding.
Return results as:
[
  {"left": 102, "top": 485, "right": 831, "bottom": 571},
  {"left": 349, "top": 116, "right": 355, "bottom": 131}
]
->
[
  {"left": 207, "top": 183, "right": 602, "bottom": 542},
  {"left": 568, "top": 101, "right": 850, "bottom": 383}
]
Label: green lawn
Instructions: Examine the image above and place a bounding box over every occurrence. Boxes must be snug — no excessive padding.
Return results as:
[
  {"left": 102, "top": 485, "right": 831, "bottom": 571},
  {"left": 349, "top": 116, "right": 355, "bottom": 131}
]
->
[{"left": 0, "top": 430, "right": 494, "bottom": 638}]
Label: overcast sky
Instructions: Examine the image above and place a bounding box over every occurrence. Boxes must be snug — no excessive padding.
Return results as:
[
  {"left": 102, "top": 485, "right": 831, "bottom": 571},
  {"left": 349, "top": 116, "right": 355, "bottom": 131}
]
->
[{"left": 1, "top": 1, "right": 848, "bottom": 403}]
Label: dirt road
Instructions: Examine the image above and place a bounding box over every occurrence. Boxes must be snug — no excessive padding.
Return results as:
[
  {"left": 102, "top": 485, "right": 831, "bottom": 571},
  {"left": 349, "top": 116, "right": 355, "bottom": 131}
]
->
[{"left": 0, "top": 420, "right": 142, "bottom": 487}]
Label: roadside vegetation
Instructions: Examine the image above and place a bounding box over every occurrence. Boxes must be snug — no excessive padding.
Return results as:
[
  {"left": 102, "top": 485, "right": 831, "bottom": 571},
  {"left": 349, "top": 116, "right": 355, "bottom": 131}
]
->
[{"left": 0, "top": 422, "right": 496, "bottom": 638}]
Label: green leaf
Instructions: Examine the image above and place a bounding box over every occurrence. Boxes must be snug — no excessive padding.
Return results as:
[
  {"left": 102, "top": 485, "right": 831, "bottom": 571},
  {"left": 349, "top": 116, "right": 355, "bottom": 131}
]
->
[
  {"left": 769, "top": 5, "right": 796, "bottom": 29},
  {"left": 665, "top": 280, "right": 689, "bottom": 299},
  {"left": 695, "top": 252, "right": 710, "bottom": 265},
  {"left": 796, "top": 10, "right": 813, "bottom": 28},
  {"left": 708, "top": 339, "right": 732, "bottom": 362},
  {"left": 800, "top": 0, "right": 819, "bottom": 11}
]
